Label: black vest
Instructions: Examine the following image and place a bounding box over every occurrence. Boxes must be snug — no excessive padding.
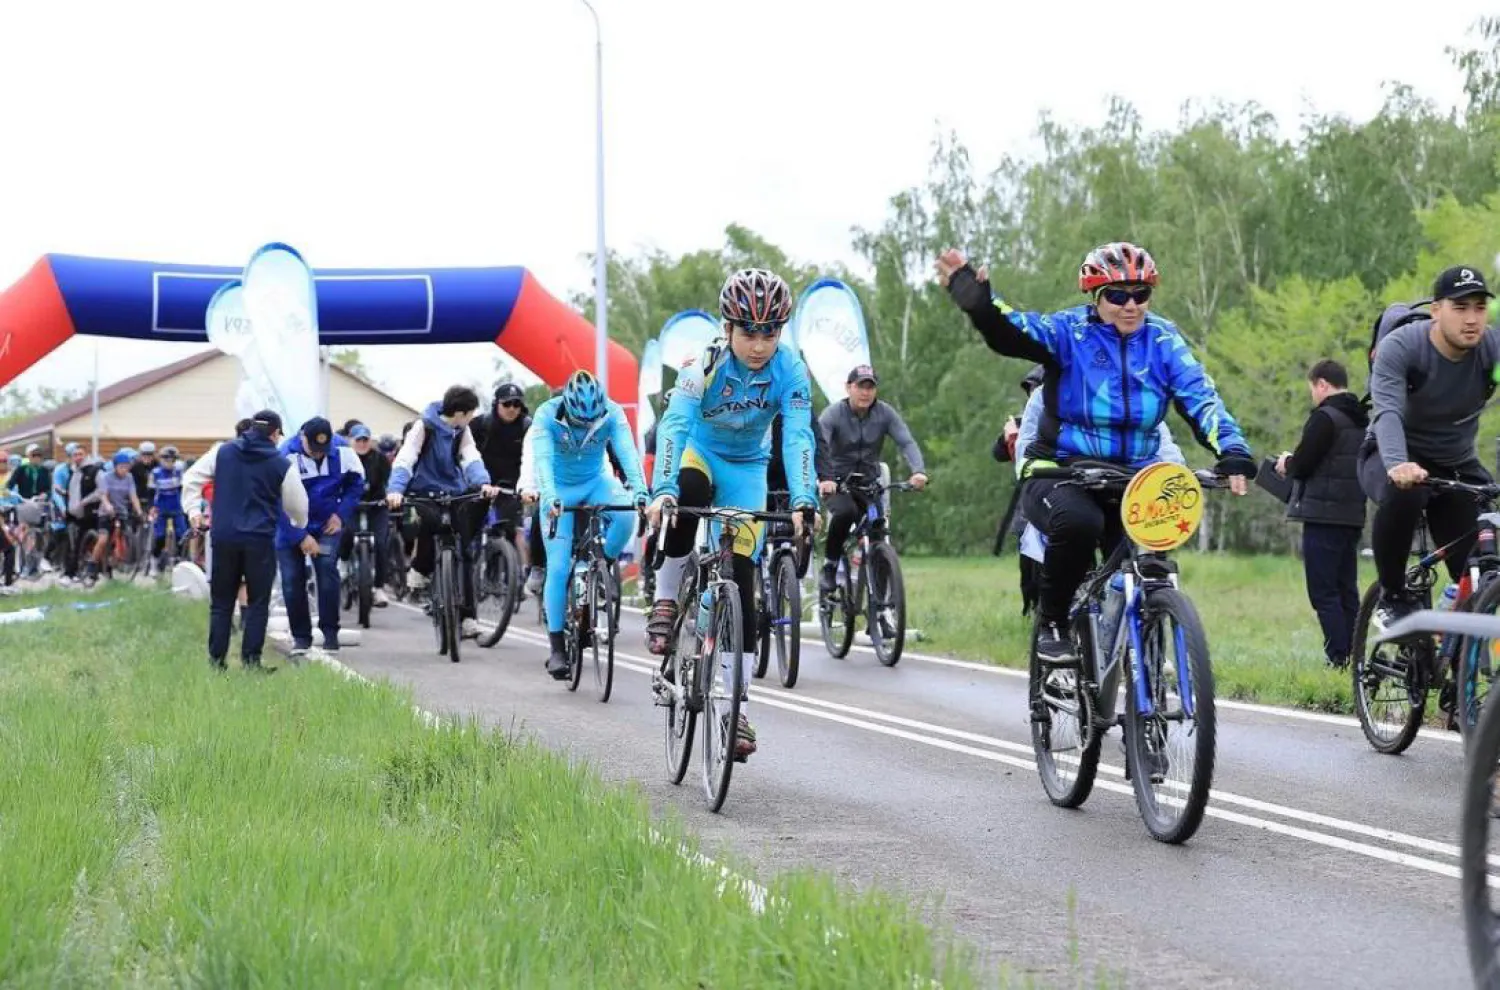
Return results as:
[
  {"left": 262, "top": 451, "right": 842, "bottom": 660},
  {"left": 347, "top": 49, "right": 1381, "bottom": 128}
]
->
[{"left": 1288, "top": 404, "right": 1365, "bottom": 528}]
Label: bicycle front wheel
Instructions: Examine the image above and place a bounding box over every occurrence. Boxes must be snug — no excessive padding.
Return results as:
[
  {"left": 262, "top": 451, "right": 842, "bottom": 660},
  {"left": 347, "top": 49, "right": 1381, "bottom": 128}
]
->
[
  {"left": 356, "top": 542, "right": 374, "bottom": 629},
  {"left": 1461, "top": 691, "right": 1500, "bottom": 989},
  {"left": 772, "top": 550, "right": 802, "bottom": 688},
  {"left": 1124, "top": 587, "right": 1215, "bottom": 844},
  {"left": 1351, "top": 582, "right": 1427, "bottom": 754},
  {"left": 591, "top": 558, "right": 617, "bottom": 702},
  {"left": 1458, "top": 576, "right": 1500, "bottom": 741},
  {"left": 866, "top": 542, "right": 906, "bottom": 667},
  {"left": 701, "top": 586, "right": 743, "bottom": 813},
  {"left": 441, "top": 547, "right": 463, "bottom": 663},
  {"left": 477, "top": 540, "right": 519, "bottom": 648},
  {"left": 753, "top": 560, "right": 772, "bottom": 681}
]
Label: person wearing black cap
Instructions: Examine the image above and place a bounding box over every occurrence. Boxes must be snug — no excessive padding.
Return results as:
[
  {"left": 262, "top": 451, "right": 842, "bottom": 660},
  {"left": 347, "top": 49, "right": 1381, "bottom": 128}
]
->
[
  {"left": 470, "top": 381, "right": 533, "bottom": 567},
  {"left": 182, "top": 410, "right": 310, "bottom": 672},
  {"left": 815, "top": 363, "right": 928, "bottom": 597},
  {"left": 1362, "top": 264, "right": 1500, "bottom": 629},
  {"left": 276, "top": 416, "right": 367, "bottom": 656},
  {"left": 340, "top": 423, "right": 393, "bottom": 607}
]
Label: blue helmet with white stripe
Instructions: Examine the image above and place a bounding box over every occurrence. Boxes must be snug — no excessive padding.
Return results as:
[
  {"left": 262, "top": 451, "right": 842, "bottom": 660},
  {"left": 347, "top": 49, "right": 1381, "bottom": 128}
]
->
[{"left": 562, "top": 370, "right": 608, "bottom": 425}]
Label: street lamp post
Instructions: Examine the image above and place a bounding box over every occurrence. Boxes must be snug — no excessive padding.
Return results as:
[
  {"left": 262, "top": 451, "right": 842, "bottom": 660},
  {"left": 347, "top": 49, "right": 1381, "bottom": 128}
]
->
[{"left": 579, "top": 0, "right": 608, "bottom": 396}]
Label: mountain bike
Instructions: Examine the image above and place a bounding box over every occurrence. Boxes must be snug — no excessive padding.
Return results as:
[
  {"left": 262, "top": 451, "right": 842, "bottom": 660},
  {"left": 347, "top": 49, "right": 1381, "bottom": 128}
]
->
[
  {"left": 819, "top": 473, "right": 919, "bottom": 667},
  {"left": 1025, "top": 462, "right": 1226, "bottom": 844},
  {"left": 546, "top": 502, "right": 637, "bottom": 701},
  {"left": 651, "top": 504, "right": 799, "bottom": 813},
  {"left": 340, "top": 499, "right": 385, "bottom": 629},
  {"left": 80, "top": 512, "right": 145, "bottom": 585},
  {"left": 474, "top": 488, "right": 523, "bottom": 649},
  {"left": 1368, "top": 609, "right": 1500, "bottom": 989},
  {"left": 1350, "top": 477, "right": 1500, "bottom": 754},
  {"left": 753, "top": 489, "right": 809, "bottom": 688},
  {"left": 403, "top": 491, "right": 486, "bottom": 662}
]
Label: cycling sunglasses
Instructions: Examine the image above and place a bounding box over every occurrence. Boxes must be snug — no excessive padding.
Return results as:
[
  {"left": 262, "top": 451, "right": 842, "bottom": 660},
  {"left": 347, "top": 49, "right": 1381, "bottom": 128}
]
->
[
  {"left": 731, "top": 320, "right": 786, "bottom": 338},
  {"left": 1097, "top": 285, "right": 1153, "bottom": 306}
]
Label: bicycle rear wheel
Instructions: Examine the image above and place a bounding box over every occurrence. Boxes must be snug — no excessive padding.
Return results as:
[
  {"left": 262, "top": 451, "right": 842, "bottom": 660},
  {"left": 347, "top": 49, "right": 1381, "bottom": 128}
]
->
[
  {"left": 1351, "top": 582, "right": 1427, "bottom": 754},
  {"left": 772, "top": 550, "right": 802, "bottom": 688},
  {"left": 663, "top": 566, "right": 699, "bottom": 785},
  {"left": 592, "top": 558, "right": 617, "bottom": 702},
  {"left": 1461, "top": 691, "right": 1500, "bottom": 990},
  {"left": 1028, "top": 617, "right": 1099, "bottom": 808},
  {"left": 1124, "top": 587, "right": 1215, "bottom": 844},
  {"left": 866, "top": 542, "right": 906, "bottom": 667},
  {"left": 821, "top": 563, "right": 856, "bottom": 659},
  {"left": 701, "top": 585, "right": 743, "bottom": 813},
  {"left": 356, "top": 542, "right": 374, "bottom": 629}
]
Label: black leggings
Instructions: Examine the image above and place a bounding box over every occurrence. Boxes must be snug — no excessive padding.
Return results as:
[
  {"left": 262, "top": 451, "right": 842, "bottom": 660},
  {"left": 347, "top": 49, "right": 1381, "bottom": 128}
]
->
[
  {"left": 822, "top": 491, "right": 870, "bottom": 563},
  {"left": 661, "top": 468, "right": 758, "bottom": 650},
  {"left": 1019, "top": 478, "right": 1124, "bottom": 625},
  {"left": 1361, "top": 451, "right": 1489, "bottom": 595}
]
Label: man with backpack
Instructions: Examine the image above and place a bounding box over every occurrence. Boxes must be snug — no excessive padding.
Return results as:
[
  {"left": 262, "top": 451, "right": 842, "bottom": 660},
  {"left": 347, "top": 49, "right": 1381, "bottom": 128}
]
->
[
  {"left": 1362, "top": 265, "right": 1500, "bottom": 628},
  {"left": 1275, "top": 359, "right": 1368, "bottom": 668}
]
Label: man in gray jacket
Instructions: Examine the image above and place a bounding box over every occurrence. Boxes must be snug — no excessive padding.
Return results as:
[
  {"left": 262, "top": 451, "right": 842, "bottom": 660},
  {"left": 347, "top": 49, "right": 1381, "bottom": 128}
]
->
[{"left": 816, "top": 364, "right": 928, "bottom": 595}]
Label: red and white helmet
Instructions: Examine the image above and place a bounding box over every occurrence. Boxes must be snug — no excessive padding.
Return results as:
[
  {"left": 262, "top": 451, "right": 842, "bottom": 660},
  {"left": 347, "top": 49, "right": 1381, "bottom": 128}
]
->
[
  {"left": 719, "top": 268, "right": 793, "bottom": 326},
  {"left": 1078, "top": 242, "right": 1159, "bottom": 293}
]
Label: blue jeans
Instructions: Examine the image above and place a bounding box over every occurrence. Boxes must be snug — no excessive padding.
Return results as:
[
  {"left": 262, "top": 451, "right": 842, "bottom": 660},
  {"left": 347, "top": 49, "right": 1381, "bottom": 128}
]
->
[{"left": 277, "top": 534, "right": 341, "bottom": 649}]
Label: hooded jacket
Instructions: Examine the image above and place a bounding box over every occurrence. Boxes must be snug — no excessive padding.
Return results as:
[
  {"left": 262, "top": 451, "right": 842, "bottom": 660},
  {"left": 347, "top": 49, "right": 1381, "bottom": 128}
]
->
[
  {"left": 275, "top": 433, "right": 365, "bottom": 547},
  {"left": 182, "top": 430, "right": 309, "bottom": 545},
  {"left": 388, "top": 402, "right": 491, "bottom": 496}
]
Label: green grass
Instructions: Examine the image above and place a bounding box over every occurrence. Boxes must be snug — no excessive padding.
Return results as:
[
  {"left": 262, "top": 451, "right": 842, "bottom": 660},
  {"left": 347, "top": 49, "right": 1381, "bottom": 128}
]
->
[
  {"left": 0, "top": 587, "right": 996, "bottom": 988},
  {"left": 904, "top": 553, "right": 1370, "bottom": 713}
]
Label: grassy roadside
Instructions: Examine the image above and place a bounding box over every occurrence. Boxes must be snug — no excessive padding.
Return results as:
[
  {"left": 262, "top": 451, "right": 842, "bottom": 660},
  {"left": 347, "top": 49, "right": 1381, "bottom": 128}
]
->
[
  {"left": 903, "top": 553, "right": 1366, "bottom": 714},
  {"left": 0, "top": 588, "right": 989, "bottom": 988}
]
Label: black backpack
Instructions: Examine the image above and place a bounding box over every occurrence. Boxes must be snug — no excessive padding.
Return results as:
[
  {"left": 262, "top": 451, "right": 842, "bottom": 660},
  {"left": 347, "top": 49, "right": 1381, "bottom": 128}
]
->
[{"left": 1367, "top": 300, "right": 1431, "bottom": 374}]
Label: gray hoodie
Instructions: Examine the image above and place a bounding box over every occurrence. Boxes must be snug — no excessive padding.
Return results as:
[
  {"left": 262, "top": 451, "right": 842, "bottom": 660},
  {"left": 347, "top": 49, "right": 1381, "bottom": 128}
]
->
[{"left": 817, "top": 398, "right": 925, "bottom": 482}]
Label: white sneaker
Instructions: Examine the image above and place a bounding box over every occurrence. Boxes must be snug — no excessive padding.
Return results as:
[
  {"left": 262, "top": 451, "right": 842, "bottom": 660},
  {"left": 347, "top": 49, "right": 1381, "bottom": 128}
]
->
[
  {"left": 525, "top": 567, "right": 544, "bottom": 596},
  {"left": 406, "top": 571, "right": 429, "bottom": 592},
  {"left": 373, "top": 588, "right": 389, "bottom": 607},
  {"left": 461, "top": 618, "right": 481, "bottom": 639}
]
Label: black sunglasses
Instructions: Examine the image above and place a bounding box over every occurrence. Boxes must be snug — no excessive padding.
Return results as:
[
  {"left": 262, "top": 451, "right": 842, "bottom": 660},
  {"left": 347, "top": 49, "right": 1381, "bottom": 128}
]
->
[
  {"left": 499, "top": 400, "right": 523, "bottom": 409},
  {"left": 1098, "top": 286, "right": 1153, "bottom": 306}
]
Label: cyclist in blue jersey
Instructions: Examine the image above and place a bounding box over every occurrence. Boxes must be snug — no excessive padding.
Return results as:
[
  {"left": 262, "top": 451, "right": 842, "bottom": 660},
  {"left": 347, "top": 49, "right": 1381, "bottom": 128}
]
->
[
  {"left": 937, "top": 243, "right": 1255, "bottom": 664},
  {"left": 149, "top": 445, "right": 189, "bottom": 567},
  {"left": 646, "top": 268, "right": 820, "bottom": 761},
  {"left": 527, "top": 370, "right": 649, "bottom": 680}
]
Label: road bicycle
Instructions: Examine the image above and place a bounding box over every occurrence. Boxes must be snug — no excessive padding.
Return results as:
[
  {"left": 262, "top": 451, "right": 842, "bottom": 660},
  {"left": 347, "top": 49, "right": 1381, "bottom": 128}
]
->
[
  {"left": 1025, "top": 462, "right": 1226, "bottom": 844},
  {"left": 651, "top": 504, "right": 798, "bottom": 813},
  {"left": 403, "top": 491, "right": 486, "bottom": 662},
  {"left": 752, "top": 489, "right": 810, "bottom": 688},
  {"left": 545, "top": 502, "right": 637, "bottom": 701},
  {"left": 1350, "top": 477, "right": 1500, "bottom": 754},
  {"left": 819, "top": 473, "right": 920, "bottom": 667}
]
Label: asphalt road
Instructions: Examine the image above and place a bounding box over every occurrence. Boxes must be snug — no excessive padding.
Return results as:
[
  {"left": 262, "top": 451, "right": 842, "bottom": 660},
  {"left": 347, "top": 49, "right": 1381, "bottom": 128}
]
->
[{"left": 310, "top": 591, "right": 1478, "bottom": 989}]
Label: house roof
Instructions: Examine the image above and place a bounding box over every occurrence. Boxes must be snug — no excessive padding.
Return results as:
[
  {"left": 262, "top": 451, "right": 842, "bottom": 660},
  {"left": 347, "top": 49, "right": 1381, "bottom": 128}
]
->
[
  {"left": 0, "top": 349, "right": 222, "bottom": 446},
  {"left": 0, "top": 348, "right": 416, "bottom": 447}
]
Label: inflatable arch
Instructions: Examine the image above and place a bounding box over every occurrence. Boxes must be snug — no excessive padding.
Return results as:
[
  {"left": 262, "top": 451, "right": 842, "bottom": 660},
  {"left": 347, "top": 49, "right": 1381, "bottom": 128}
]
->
[{"left": 0, "top": 254, "right": 638, "bottom": 426}]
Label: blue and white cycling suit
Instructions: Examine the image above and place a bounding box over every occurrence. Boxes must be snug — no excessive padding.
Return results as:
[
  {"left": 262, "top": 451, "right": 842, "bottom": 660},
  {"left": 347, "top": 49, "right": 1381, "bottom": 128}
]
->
[
  {"left": 652, "top": 343, "right": 818, "bottom": 561},
  {"left": 151, "top": 463, "right": 189, "bottom": 545},
  {"left": 530, "top": 396, "right": 646, "bottom": 636}
]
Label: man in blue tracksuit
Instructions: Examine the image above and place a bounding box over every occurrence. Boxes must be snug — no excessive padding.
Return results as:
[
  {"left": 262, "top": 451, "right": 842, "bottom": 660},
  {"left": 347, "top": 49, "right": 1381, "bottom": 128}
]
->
[
  {"left": 938, "top": 242, "right": 1255, "bottom": 664},
  {"left": 525, "top": 370, "right": 648, "bottom": 679},
  {"left": 183, "top": 410, "right": 310, "bottom": 671},
  {"left": 276, "top": 416, "right": 366, "bottom": 655}
]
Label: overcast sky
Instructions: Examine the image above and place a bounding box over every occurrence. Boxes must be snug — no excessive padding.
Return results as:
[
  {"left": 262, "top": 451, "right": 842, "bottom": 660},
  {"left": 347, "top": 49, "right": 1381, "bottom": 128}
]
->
[{"left": 0, "top": 0, "right": 1491, "bottom": 411}]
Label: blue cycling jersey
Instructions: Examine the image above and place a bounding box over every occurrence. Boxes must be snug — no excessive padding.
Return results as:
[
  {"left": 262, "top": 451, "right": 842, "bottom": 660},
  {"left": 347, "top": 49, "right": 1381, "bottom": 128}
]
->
[
  {"left": 952, "top": 271, "right": 1251, "bottom": 469},
  {"left": 151, "top": 464, "right": 184, "bottom": 507},
  {"left": 651, "top": 343, "right": 818, "bottom": 507},
  {"left": 530, "top": 397, "right": 646, "bottom": 509}
]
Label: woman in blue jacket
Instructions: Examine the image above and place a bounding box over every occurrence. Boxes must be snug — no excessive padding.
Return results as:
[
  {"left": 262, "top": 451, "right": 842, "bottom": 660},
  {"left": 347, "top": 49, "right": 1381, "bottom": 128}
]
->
[{"left": 937, "top": 243, "right": 1255, "bottom": 664}]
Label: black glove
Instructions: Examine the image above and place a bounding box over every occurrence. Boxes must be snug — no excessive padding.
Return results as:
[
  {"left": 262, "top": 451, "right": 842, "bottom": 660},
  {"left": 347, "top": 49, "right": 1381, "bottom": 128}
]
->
[
  {"left": 946, "top": 263, "right": 990, "bottom": 311},
  {"left": 1215, "top": 454, "right": 1256, "bottom": 478}
]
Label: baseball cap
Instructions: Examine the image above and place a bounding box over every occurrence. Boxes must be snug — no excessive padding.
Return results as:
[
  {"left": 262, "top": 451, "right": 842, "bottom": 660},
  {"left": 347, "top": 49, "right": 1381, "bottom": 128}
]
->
[
  {"left": 350, "top": 424, "right": 372, "bottom": 440},
  {"left": 24, "top": 443, "right": 40, "bottom": 456},
  {"left": 1433, "top": 265, "right": 1495, "bottom": 302},
  {"left": 301, "top": 416, "right": 333, "bottom": 454},
  {"left": 138, "top": 441, "right": 156, "bottom": 454},
  {"left": 847, "top": 364, "right": 879, "bottom": 385},
  {"left": 494, "top": 382, "right": 525, "bottom": 404},
  {"left": 251, "top": 409, "right": 284, "bottom": 436}
]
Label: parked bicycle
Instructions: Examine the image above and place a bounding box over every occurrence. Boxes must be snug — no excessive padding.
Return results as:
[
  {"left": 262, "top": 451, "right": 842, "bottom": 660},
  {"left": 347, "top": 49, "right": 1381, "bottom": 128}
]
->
[
  {"left": 545, "top": 502, "right": 637, "bottom": 701},
  {"left": 473, "top": 487, "right": 523, "bottom": 648},
  {"left": 753, "top": 489, "right": 809, "bottom": 688},
  {"left": 1350, "top": 476, "right": 1500, "bottom": 754},
  {"left": 402, "top": 491, "right": 486, "bottom": 662},
  {"left": 341, "top": 499, "right": 386, "bottom": 629},
  {"left": 1024, "top": 461, "right": 1226, "bottom": 845},
  {"left": 651, "top": 504, "right": 801, "bottom": 813},
  {"left": 819, "top": 472, "right": 920, "bottom": 667}
]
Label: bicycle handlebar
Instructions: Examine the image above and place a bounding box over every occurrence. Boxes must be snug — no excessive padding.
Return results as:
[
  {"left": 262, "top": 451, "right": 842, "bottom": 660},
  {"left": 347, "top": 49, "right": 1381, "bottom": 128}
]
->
[
  {"left": 546, "top": 502, "right": 644, "bottom": 540},
  {"left": 1027, "top": 464, "right": 1229, "bottom": 490},
  {"left": 1419, "top": 477, "right": 1500, "bottom": 500}
]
